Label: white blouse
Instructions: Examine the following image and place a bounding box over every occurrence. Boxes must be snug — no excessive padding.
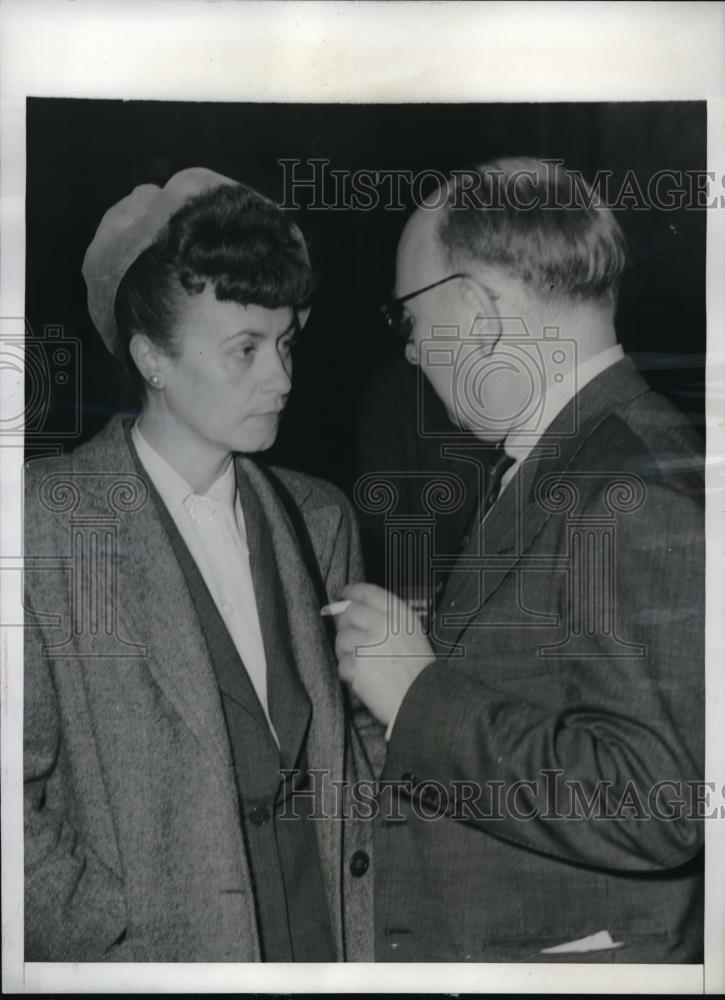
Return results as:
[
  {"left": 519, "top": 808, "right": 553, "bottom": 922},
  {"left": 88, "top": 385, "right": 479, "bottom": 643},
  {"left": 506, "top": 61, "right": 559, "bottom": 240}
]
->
[{"left": 131, "top": 422, "right": 279, "bottom": 745}]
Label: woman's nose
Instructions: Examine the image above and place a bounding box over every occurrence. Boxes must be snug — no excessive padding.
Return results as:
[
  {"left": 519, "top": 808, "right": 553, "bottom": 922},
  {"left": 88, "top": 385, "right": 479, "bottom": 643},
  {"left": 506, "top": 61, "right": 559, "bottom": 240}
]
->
[{"left": 260, "top": 343, "right": 292, "bottom": 393}]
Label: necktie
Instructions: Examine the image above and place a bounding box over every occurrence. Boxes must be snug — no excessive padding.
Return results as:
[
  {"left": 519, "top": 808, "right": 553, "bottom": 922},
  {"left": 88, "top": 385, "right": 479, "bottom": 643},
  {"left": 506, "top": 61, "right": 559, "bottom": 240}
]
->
[
  {"left": 431, "top": 444, "right": 515, "bottom": 619},
  {"left": 481, "top": 444, "right": 516, "bottom": 516},
  {"left": 457, "top": 444, "right": 515, "bottom": 550}
]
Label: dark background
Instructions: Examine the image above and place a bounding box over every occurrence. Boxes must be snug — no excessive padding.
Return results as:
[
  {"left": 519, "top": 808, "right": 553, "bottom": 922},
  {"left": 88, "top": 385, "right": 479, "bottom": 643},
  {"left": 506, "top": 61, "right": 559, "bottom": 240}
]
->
[{"left": 25, "top": 98, "right": 707, "bottom": 491}]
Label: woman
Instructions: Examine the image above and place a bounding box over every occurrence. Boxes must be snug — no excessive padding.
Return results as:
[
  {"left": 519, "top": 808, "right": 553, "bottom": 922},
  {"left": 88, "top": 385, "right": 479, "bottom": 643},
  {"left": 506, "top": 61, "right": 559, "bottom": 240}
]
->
[{"left": 24, "top": 168, "right": 383, "bottom": 962}]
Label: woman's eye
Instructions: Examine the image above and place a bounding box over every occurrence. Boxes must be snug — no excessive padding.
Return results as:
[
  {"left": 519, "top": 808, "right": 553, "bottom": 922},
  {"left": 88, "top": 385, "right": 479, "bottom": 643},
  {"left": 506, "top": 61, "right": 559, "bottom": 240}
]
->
[{"left": 234, "top": 342, "right": 256, "bottom": 360}]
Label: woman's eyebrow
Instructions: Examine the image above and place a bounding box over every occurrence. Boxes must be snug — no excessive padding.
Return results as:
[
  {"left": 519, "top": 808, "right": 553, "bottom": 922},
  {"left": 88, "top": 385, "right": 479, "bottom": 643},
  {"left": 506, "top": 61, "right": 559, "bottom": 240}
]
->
[
  {"left": 223, "top": 317, "right": 298, "bottom": 345},
  {"left": 222, "top": 328, "right": 264, "bottom": 345}
]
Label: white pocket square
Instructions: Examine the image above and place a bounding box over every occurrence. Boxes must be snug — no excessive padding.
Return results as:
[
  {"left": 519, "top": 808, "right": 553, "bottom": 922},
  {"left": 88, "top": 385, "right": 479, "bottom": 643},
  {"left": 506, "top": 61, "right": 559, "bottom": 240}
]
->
[{"left": 540, "top": 929, "right": 624, "bottom": 954}]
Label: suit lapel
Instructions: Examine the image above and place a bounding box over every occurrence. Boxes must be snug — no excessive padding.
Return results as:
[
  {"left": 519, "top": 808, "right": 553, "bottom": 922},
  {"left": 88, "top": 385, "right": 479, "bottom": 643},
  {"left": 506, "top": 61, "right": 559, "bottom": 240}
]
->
[{"left": 432, "top": 358, "right": 651, "bottom": 653}]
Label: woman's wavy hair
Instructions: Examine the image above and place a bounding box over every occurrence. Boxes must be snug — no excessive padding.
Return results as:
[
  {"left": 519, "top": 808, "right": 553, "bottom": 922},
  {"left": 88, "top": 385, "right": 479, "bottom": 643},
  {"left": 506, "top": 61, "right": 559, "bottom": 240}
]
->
[{"left": 114, "top": 184, "right": 314, "bottom": 407}]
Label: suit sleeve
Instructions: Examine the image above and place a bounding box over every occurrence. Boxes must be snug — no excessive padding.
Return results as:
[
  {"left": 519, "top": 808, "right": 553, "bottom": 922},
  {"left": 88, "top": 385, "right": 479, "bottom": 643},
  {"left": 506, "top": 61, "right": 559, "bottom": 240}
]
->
[
  {"left": 24, "top": 600, "right": 134, "bottom": 961},
  {"left": 384, "top": 473, "right": 705, "bottom": 873}
]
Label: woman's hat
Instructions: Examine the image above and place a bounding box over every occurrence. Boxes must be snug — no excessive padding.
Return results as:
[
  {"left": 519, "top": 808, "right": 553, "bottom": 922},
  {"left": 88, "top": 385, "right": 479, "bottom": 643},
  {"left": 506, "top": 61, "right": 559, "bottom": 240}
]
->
[{"left": 81, "top": 167, "right": 311, "bottom": 355}]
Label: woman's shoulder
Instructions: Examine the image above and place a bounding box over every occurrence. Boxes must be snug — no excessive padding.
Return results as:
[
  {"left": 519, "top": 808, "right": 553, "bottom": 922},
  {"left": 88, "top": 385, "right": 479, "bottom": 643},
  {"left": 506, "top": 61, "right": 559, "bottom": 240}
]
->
[
  {"left": 265, "top": 464, "right": 353, "bottom": 516},
  {"left": 24, "top": 441, "right": 85, "bottom": 502},
  {"left": 259, "top": 464, "right": 360, "bottom": 569},
  {"left": 25, "top": 415, "right": 127, "bottom": 473},
  {"left": 24, "top": 415, "right": 131, "bottom": 520}
]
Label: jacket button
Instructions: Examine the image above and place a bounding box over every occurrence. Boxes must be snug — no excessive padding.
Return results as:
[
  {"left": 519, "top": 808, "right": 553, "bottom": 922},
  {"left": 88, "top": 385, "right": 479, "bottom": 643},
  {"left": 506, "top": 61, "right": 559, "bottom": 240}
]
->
[
  {"left": 435, "top": 580, "right": 445, "bottom": 596},
  {"left": 249, "top": 804, "right": 271, "bottom": 827},
  {"left": 460, "top": 534, "right": 470, "bottom": 549},
  {"left": 349, "top": 850, "right": 370, "bottom": 878}
]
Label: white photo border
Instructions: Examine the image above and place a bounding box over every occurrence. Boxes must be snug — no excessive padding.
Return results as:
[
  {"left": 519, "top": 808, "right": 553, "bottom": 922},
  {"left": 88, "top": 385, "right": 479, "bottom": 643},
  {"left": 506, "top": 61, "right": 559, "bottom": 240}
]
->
[{"left": 2, "top": 1, "right": 723, "bottom": 993}]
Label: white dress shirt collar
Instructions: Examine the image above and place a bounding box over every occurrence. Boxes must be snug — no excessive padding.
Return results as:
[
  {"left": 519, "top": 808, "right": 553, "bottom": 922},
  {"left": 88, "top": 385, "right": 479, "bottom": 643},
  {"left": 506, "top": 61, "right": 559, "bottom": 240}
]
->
[{"left": 501, "top": 343, "right": 624, "bottom": 484}]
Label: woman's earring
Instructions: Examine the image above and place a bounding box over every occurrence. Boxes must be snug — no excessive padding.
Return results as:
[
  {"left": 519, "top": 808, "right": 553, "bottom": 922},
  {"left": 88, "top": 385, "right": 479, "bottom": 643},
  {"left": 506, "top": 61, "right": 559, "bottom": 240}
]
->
[{"left": 149, "top": 374, "right": 164, "bottom": 390}]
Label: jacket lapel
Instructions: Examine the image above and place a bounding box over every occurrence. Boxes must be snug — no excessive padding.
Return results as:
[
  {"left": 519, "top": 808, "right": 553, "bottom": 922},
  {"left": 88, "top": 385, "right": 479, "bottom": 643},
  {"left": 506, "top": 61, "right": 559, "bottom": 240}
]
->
[
  {"left": 237, "top": 457, "right": 345, "bottom": 954},
  {"left": 235, "top": 465, "right": 311, "bottom": 770},
  {"left": 432, "top": 358, "right": 652, "bottom": 654},
  {"left": 88, "top": 416, "right": 239, "bottom": 787}
]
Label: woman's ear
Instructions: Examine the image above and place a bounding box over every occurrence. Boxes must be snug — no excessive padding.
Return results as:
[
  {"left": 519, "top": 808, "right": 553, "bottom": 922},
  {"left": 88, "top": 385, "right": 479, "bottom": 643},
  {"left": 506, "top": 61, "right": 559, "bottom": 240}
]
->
[{"left": 129, "top": 332, "right": 168, "bottom": 391}]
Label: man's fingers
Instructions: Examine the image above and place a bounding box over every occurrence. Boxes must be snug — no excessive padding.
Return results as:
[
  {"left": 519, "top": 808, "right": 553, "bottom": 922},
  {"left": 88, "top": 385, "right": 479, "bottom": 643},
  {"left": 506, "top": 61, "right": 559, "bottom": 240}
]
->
[
  {"left": 340, "top": 581, "right": 393, "bottom": 614},
  {"left": 338, "top": 655, "right": 356, "bottom": 685},
  {"left": 335, "top": 626, "right": 369, "bottom": 657},
  {"left": 336, "top": 601, "right": 381, "bottom": 632}
]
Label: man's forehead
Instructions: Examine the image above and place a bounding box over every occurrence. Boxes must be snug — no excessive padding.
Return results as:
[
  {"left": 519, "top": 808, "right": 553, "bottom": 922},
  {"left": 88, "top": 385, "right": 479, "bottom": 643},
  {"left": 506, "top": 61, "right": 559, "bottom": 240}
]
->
[{"left": 396, "top": 205, "right": 447, "bottom": 295}]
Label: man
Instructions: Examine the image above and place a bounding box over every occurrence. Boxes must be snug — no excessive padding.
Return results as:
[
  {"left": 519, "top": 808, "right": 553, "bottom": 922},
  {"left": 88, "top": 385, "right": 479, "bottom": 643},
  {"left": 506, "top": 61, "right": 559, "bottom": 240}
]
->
[{"left": 336, "top": 158, "right": 705, "bottom": 962}]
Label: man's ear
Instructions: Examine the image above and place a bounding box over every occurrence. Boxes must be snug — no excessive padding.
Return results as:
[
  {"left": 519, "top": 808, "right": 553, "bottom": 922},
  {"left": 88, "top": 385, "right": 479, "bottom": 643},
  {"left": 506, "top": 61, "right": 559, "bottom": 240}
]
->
[
  {"left": 459, "top": 276, "right": 498, "bottom": 315},
  {"left": 404, "top": 337, "right": 419, "bottom": 365},
  {"left": 459, "top": 276, "right": 502, "bottom": 344},
  {"left": 129, "top": 332, "right": 169, "bottom": 389}
]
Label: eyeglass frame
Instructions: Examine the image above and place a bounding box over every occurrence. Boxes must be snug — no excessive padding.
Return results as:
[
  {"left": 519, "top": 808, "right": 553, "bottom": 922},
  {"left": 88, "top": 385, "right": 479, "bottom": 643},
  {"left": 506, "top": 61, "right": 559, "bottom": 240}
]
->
[{"left": 379, "top": 272, "right": 467, "bottom": 341}]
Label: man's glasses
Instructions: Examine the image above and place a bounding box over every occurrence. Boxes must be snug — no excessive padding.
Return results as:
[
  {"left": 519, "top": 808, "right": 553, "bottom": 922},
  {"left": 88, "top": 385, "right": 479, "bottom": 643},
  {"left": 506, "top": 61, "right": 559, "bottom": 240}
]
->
[{"left": 379, "top": 273, "right": 467, "bottom": 341}]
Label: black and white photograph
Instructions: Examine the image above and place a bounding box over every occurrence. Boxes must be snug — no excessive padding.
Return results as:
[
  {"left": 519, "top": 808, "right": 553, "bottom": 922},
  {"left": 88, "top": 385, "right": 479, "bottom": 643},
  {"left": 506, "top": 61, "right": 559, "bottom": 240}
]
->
[{"left": 2, "top": 1, "right": 724, "bottom": 994}]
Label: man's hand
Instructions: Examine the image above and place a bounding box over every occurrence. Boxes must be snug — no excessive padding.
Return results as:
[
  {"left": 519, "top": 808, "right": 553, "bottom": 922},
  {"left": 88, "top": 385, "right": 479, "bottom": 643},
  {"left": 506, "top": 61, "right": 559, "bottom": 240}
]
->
[{"left": 334, "top": 582, "right": 435, "bottom": 727}]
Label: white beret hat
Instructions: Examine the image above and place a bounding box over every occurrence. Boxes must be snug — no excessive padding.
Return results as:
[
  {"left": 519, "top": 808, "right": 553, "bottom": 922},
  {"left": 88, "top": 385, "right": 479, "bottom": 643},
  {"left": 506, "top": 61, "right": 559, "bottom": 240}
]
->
[{"left": 81, "top": 166, "right": 311, "bottom": 354}]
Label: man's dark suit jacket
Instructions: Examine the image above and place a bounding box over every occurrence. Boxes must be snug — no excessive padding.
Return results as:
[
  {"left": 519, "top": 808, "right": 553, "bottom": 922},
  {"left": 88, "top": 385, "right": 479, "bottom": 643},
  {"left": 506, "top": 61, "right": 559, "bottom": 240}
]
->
[{"left": 375, "top": 357, "right": 705, "bottom": 963}]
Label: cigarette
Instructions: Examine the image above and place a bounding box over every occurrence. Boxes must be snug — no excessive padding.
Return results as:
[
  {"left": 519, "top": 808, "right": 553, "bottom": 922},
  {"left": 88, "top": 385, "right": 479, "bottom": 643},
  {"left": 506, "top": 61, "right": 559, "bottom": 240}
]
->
[{"left": 320, "top": 599, "right": 351, "bottom": 617}]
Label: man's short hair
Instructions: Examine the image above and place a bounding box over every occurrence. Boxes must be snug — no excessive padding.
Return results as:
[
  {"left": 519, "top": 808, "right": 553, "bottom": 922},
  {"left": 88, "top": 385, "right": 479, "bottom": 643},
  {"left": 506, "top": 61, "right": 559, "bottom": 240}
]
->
[{"left": 437, "top": 157, "right": 628, "bottom": 306}]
